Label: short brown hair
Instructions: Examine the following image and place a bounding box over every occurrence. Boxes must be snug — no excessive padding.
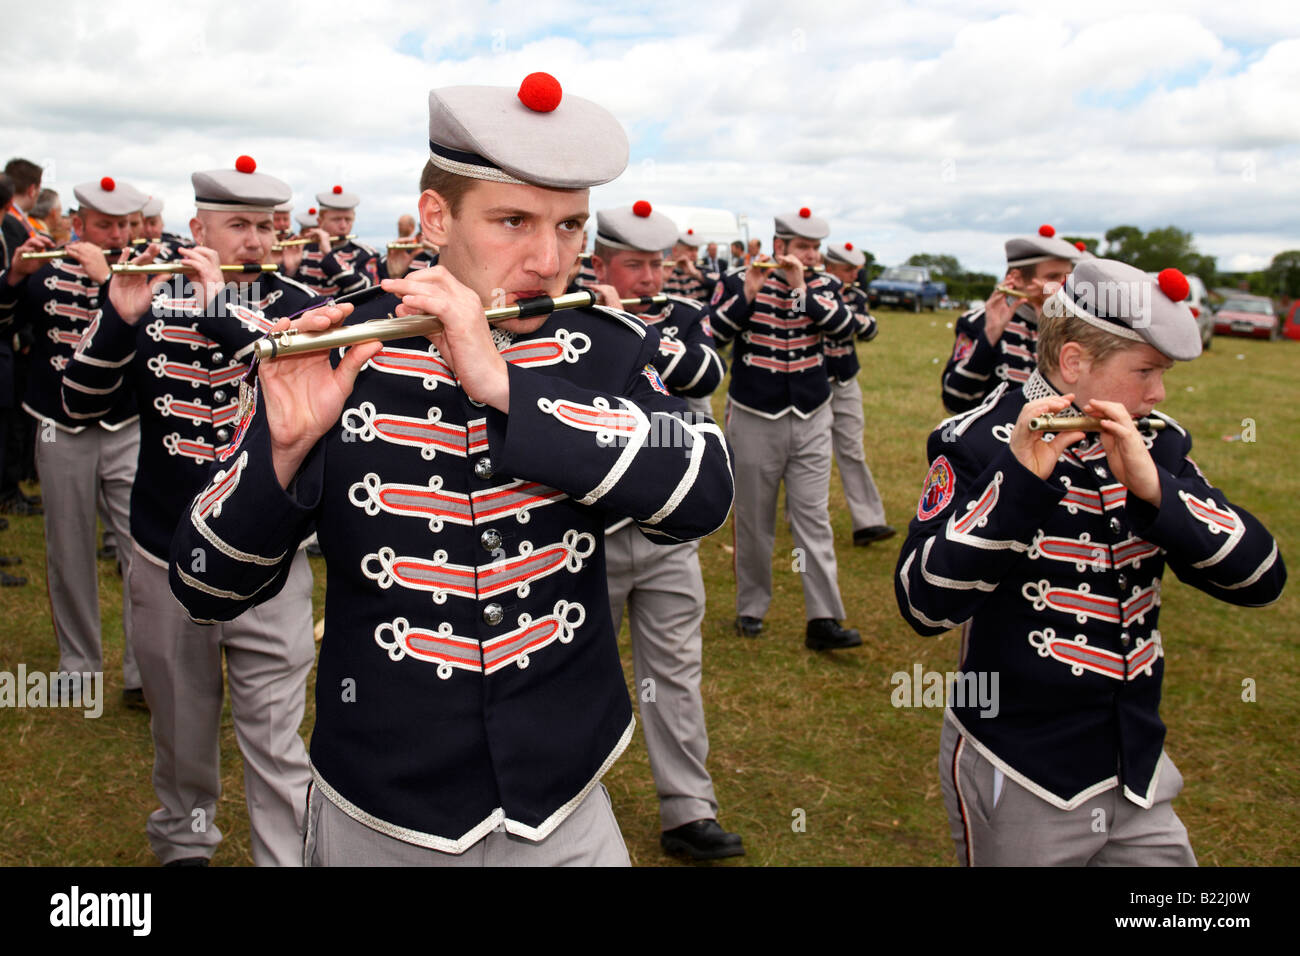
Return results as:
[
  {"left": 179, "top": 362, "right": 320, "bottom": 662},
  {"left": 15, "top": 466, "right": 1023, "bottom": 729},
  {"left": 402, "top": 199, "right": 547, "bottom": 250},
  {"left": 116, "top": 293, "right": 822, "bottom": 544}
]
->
[
  {"left": 4, "top": 158, "right": 41, "bottom": 193},
  {"left": 418, "top": 160, "right": 476, "bottom": 216},
  {"left": 1036, "top": 311, "right": 1135, "bottom": 376}
]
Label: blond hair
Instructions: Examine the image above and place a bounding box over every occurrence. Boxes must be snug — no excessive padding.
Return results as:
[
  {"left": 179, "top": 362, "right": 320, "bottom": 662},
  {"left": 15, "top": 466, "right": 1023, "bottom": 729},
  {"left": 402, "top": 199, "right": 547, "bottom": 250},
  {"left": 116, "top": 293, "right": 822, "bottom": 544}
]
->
[{"left": 1036, "top": 311, "right": 1136, "bottom": 376}]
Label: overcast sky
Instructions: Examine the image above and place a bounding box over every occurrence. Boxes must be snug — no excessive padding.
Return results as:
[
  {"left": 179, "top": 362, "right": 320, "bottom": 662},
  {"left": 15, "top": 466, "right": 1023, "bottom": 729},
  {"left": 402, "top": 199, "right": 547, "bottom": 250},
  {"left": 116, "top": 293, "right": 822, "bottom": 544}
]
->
[{"left": 3, "top": 0, "right": 1296, "bottom": 274}]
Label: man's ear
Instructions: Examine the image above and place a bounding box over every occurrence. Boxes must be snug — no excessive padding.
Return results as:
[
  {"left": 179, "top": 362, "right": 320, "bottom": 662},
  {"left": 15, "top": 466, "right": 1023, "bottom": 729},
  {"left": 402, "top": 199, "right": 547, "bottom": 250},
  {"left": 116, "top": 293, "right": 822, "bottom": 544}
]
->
[
  {"left": 419, "top": 189, "right": 452, "bottom": 246},
  {"left": 590, "top": 253, "right": 607, "bottom": 283},
  {"left": 189, "top": 217, "right": 204, "bottom": 246},
  {"left": 773, "top": 238, "right": 786, "bottom": 257}
]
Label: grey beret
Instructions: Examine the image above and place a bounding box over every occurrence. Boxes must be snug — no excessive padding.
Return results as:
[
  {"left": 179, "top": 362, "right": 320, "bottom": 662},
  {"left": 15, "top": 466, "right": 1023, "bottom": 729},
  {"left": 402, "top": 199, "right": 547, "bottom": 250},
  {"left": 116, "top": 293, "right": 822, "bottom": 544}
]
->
[
  {"left": 141, "top": 196, "right": 164, "bottom": 218},
  {"left": 824, "top": 242, "right": 865, "bottom": 268},
  {"left": 1005, "top": 226, "right": 1083, "bottom": 268},
  {"left": 316, "top": 185, "right": 359, "bottom": 210},
  {"left": 427, "top": 73, "right": 628, "bottom": 189},
  {"left": 676, "top": 228, "right": 701, "bottom": 248},
  {"left": 596, "top": 201, "right": 678, "bottom": 252},
  {"left": 73, "top": 177, "right": 148, "bottom": 217},
  {"left": 1046, "top": 257, "right": 1202, "bottom": 361},
  {"left": 193, "top": 156, "right": 291, "bottom": 212},
  {"left": 274, "top": 200, "right": 293, "bottom": 213},
  {"left": 774, "top": 208, "right": 830, "bottom": 240}
]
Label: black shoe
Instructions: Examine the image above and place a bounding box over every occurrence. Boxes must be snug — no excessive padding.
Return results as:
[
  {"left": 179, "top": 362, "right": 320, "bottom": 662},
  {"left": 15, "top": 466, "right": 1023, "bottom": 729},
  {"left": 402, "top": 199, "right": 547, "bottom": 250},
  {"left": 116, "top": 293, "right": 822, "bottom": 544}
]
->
[
  {"left": 163, "top": 856, "right": 210, "bottom": 867},
  {"left": 734, "top": 616, "right": 763, "bottom": 638},
  {"left": 852, "top": 525, "right": 897, "bottom": 546},
  {"left": 661, "top": 820, "right": 745, "bottom": 861},
  {"left": 0, "top": 495, "right": 40, "bottom": 516},
  {"left": 0, "top": 516, "right": 8, "bottom": 530},
  {"left": 306, "top": 542, "right": 323, "bottom": 557},
  {"left": 805, "top": 618, "right": 862, "bottom": 650},
  {"left": 97, "top": 545, "right": 118, "bottom": 561},
  {"left": 0, "top": 554, "right": 21, "bottom": 566},
  {"left": 122, "top": 687, "right": 149, "bottom": 711},
  {"left": 0, "top": 570, "right": 27, "bottom": 587}
]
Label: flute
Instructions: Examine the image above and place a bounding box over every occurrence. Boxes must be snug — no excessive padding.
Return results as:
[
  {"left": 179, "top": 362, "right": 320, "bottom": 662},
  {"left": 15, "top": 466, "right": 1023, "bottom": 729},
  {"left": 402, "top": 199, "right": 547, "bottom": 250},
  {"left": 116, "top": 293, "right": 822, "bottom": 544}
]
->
[
  {"left": 22, "top": 246, "right": 138, "bottom": 261},
  {"left": 253, "top": 292, "right": 667, "bottom": 361},
  {"left": 111, "top": 263, "right": 279, "bottom": 275},
  {"left": 995, "top": 285, "right": 1032, "bottom": 300},
  {"left": 1028, "top": 414, "right": 1166, "bottom": 433},
  {"left": 271, "top": 234, "right": 354, "bottom": 250},
  {"left": 386, "top": 240, "right": 427, "bottom": 251}
]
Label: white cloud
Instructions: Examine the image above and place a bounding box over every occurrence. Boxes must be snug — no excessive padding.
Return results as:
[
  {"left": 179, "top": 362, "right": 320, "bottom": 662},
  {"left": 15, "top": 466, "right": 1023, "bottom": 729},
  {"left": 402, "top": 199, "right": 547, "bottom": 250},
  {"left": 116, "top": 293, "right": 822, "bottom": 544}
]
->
[{"left": 1, "top": 1, "right": 1296, "bottom": 275}]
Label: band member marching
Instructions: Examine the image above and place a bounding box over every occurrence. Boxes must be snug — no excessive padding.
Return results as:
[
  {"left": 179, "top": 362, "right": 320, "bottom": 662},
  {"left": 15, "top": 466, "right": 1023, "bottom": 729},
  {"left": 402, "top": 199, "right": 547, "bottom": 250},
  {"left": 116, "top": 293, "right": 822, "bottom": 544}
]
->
[
  {"left": 897, "top": 260, "right": 1286, "bottom": 865},
  {"left": 167, "top": 73, "right": 735, "bottom": 865}
]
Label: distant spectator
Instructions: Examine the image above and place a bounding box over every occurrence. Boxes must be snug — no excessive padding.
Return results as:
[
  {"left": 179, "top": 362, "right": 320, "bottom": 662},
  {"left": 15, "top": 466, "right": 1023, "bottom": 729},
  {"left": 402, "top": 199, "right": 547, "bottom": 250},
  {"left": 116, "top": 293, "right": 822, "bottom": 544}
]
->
[
  {"left": 730, "top": 240, "right": 744, "bottom": 266},
  {"left": 0, "top": 175, "right": 13, "bottom": 268},
  {"left": 746, "top": 238, "right": 761, "bottom": 263},
  {"left": 396, "top": 213, "right": 416, "bottom": 238},
  {"left": 31, "top": 188, "right": 62, "bottom": 240},
  {"left": 2, "top": 158, "right": 42, "bottom": 254}
]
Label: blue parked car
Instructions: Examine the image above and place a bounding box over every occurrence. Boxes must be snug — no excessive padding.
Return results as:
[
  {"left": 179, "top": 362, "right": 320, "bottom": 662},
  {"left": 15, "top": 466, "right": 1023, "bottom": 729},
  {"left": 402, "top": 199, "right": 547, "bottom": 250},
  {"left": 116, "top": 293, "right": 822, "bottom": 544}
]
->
[{"left": 867, "top": 266, "right": 946, "bottom": 312}]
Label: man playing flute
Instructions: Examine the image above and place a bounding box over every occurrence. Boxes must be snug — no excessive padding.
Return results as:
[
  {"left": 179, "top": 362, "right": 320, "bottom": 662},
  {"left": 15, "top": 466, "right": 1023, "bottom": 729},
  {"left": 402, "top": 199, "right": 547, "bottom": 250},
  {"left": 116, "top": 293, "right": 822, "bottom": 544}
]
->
[
  {"left": 62, "top": 156, "right": 320, "bottom": 866},
  {"left": 896, "top": 260, "right": 1286, "bottom": 865},
  {"left": 168, "top": 72, "right": 735, "bottom": 866},
  {"left": 941, "top": 225, "right": 1081, "bottom": 413},
  {"left": 585, "top": 199, "right": 741, "bottom": 860},
  {"left": 0, "top": 176, "right": 149, "bottom": 705}
]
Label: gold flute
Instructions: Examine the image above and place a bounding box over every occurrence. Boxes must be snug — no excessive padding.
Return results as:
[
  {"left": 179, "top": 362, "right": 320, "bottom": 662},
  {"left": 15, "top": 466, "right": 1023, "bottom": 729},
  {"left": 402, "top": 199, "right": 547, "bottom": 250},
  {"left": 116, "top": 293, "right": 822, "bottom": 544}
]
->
[
  {"left": 271, "top": 234, "right": 355, "bottom": 250},
  {"left": 386, "top": 240, "right": 428, "bottom": 251},
  {"left": 995, "top": 285, "right": 1032, "bottom": 300},
  {"left": 111, "top": 263, "right": 279, "bottom": 275},
  {"left": 22, "top": 246, "right": 137, "bottom": 261},
  {"left": 1029, "top": 414, "right": 1166, "bottom": 433},
  {"left": 253, "top": 292, "right": 667, "bottom": 361}
]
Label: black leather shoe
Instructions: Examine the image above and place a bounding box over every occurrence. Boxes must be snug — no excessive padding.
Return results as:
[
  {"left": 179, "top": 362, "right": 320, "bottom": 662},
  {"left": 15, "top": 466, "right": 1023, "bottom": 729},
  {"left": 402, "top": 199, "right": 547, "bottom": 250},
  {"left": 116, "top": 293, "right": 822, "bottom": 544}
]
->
[
  {"left": 163, "top": 856, "right": 210, "bottom": 867},
  {"left": 1, "top": 570, "right": 27, "bottom": 587},
  {"left": 97, "top": 545, "right": 118, "bottom": 561},
  {"left": 0, "top": 554, "right": 21, "bottom": 566},
  {"left": 0, "top": 495, "right": 41, "bottom": 516},
  {"left": 661, "top": 819, "right": 745, "bottom": 860},
  {"left": 0, "top": 516, "right": 8, "bottom": 530},
  {"left": 122, "top": 687, "right": 149, "bottom": 711},
  {"left": 734, "top": 616, "right": 763, "bottom": 638},
  {"left": 852, "top": 525, "right": 897, "bottom": 546},
  {"left": 805, "top": 618, "right": 862, "bottom": 650}
]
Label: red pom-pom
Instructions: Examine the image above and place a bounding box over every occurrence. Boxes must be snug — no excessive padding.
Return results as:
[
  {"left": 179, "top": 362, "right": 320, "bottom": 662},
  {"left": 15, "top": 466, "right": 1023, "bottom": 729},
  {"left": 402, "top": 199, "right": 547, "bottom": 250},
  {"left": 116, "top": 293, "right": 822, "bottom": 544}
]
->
[
  {"left": 799, "top": 207, "right": 811, "bottom": 218},
  {"left": 1038, "top": 224, "right": 1055, "bottom": 237},
  {"left": 517, "top": 72, "right": 563, "bottom": 113},
  {"left": 1157, "top": 268, "right": 1189, "bottom": 303},
  {"left": 687, "top": 228, "right": 694, "bottom": 235},
  {"left": 332, "top": 184, "right": 343, "bottom": 195},
  {"left": 632, "top": 200, "right": 652, "bottom": 217},
  {"left": 1074, "top": 240, "right": 1087, "bottom": 251},
  {"left": 100, "top": 176, "right": 115, "bottom": 192},
  {"left": 844, "top": 242, "right": 854, "bottom": 251},
  {"left": 308, "top": 207, "right": 317, "bottom": 215},
  {"left": 235, "top": 155, "right": 256, "bottom": 174}
]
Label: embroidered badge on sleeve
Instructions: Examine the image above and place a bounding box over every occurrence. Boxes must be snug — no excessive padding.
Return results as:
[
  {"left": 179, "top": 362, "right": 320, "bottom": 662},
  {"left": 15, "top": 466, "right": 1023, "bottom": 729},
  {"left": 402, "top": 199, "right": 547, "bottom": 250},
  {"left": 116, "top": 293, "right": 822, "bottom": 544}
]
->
[
  {"left": 918, "top": 455, "right": 956, "bottom": 521},
  {"left": 952, "top": 333, "right": 975, "bottom": 363},
  {"left": 642, "top": 363, "right": 669, "bottom": 395}
]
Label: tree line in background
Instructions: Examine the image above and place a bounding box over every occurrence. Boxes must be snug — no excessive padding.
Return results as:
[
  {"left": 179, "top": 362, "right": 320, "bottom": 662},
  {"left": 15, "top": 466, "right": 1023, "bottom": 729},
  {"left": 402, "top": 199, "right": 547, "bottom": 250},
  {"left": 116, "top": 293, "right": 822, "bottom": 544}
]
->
[{"left": 850, "top": 226, "right": 1300, "bottom": 304}]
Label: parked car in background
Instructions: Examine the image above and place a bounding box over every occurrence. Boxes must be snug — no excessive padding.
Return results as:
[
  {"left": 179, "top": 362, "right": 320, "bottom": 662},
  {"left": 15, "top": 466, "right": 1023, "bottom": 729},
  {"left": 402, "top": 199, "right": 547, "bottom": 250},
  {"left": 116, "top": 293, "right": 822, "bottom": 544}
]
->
[
  {"left": 1213, "top": 295, "right": 1278, "bottom": 340},
  {"left": 1281, "top": 301, "right": 1300, "bottom": 341},
  {"left": 867, "top": 266, "right": 946, "bottom": 312}
]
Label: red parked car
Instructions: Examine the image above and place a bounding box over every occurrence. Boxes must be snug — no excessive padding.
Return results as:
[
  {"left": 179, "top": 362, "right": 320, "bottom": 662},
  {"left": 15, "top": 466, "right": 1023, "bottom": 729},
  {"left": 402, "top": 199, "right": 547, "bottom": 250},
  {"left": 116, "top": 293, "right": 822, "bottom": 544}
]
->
[
  {"left": 1213, "top": 296, "right": 1278, "bottom": 340},
  {"left": 1282, "top": 301, "right": 1300, "bottom": 341}
]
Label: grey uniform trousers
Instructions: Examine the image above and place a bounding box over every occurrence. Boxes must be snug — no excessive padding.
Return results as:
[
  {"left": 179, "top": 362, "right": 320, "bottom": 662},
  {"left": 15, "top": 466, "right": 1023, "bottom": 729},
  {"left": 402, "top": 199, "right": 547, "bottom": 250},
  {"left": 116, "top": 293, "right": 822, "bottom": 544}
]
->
[
  {"left": 304, "top": 782, "right": 630, "bottom": 866},
  {"left": 34, "top": 421, "right": 140, "bottom": 688},
  {"left": 939, "top": 716, "right": 1197, "bottom": 866},
  {"left": 830, "top": 378, "right": 887, "bottom": 531},
  {"left": 131, "top": 546, "right": 315, "bottom": 866},
  {"left": 725, "top": 400, "right": 846, "bottom": 622},
  {"left": 605, "top": 523, "right": 719, "bottom": 830}
]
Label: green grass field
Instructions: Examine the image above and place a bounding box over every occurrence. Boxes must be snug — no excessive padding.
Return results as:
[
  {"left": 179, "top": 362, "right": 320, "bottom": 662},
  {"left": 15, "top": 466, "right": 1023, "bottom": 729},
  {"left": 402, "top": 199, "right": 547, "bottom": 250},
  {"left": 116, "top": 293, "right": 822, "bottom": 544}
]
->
[{"left": 1, "top": 309, "right": 1296, "bottom": 866}]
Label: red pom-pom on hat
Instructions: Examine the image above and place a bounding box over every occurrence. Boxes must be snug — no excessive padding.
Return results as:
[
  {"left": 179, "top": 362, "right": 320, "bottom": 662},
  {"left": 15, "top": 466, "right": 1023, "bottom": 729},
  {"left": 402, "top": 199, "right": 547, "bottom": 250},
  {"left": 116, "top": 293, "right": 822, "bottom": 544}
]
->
[
  {"left": 1075, "top": 240, "right": 1087, "bottom": 251},
  {"left": 235, "top": 155, "right": 256, "bottom": 174},
  {"left": 518, "top": 72, "right": 562, "bottom": 113},
  {"left": 632, "top": 200, "right": 652, "bottom": 217},
  {"left": 1157, "top": 268, "right": 1189, "bottom": 303},
  {"left": 100, "top": 176, "right": 115, "bottom": 192},
  {"left": 308, "top": 207, "right": 317, "bottom": 215},
  {"left": 1038, "top": 224, "right": 1055, "bottom": 237},
  {"left": 332, "top": 185, "right": 343, "bottom": 194},
  {"left": 844, "top": 242, "right": 854, "bottom": 250},
  {"left": 799, "top": 207, "right": 811, "bottom": 218}
]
